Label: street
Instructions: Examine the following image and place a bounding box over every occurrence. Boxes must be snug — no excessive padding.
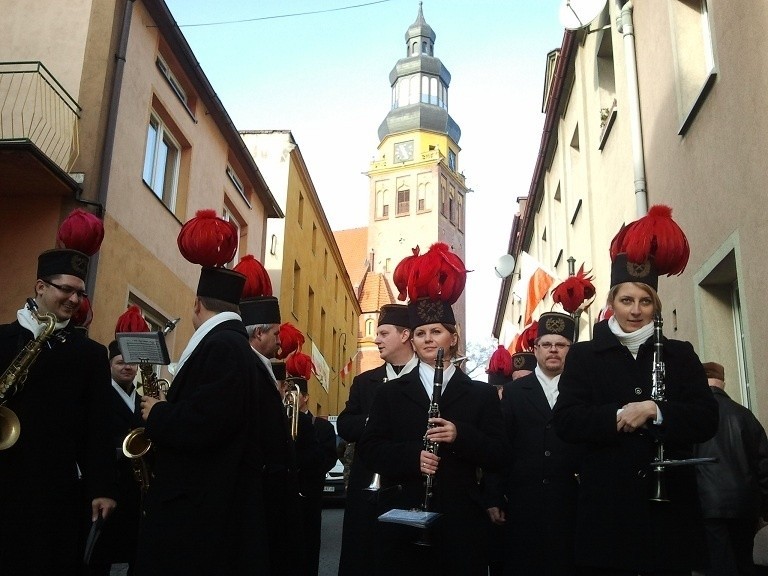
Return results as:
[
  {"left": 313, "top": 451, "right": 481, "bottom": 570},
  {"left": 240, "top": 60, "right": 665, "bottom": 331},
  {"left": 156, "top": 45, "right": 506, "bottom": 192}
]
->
[{"left": 319, "top": 503, "right": 344, "bottom": 576}]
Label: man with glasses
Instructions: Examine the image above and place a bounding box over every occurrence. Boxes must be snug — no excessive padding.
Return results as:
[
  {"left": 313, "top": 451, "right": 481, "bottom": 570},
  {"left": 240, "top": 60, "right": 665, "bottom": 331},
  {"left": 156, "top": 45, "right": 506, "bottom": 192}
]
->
[
  {"left": 0, "top": 246, "right": 117, "bottom": 576},
  {"left": 497, "top": 311, "right": 583, "bottom": 576}
]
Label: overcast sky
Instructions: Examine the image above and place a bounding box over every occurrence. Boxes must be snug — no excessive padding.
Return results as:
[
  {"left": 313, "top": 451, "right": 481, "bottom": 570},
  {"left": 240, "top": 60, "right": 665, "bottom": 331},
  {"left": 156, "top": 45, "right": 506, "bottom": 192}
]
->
[{"left": 163, "top": 0, "right": 567, "bottom": 345}]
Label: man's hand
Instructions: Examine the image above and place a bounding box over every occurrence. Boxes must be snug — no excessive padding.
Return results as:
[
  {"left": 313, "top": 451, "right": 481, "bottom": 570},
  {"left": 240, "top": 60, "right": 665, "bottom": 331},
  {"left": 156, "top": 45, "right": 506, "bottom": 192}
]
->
[
  {"left": 92, "top": 497, "right": 117, "bottom": 521},
  {"left": 420, "top": 450, "right": 440, "bottom": 475},
  {"left": 487, "top": 506, "right": 506, "bottom": 525},
  {"left": 425, "top": 417, "right": 457, "bottom": 444},
  {"left": 617, "top": 400, "right": 658, "bottom": 432},
  {"left": 140, "top": 390, "right": 166, "bottom": 421}
]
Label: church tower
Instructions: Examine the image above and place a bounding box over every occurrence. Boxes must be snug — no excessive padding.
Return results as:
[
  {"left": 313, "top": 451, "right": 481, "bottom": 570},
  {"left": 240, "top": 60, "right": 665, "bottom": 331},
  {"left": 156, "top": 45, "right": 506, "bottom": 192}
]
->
[{"left": 366, "top": 2, "right": 467, "bottom": 333}]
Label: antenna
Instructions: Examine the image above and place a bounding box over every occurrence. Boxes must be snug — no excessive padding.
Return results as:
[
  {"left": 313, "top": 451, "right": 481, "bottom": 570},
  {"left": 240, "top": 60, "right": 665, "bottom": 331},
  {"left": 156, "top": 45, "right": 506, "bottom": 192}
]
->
[
  {"left": 494, "top": 254, "right": 516, "bottom": 279},
  {"left": 558, "top": 0, "right": 607, "bottom": 30}
]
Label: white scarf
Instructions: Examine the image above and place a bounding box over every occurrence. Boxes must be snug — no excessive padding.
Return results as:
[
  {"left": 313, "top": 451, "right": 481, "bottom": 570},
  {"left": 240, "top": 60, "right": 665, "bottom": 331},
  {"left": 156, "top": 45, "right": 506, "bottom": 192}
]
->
[
  {"left": 419, "top": 360, "right": 456, "bottom": 399},
  {"left": 608, "top": 316, "right": 654, "bottom": 358},
  {"left": 534, "top": 365, "right": 561, "bottom": 409},
  {"left": 385, "top": 353, "right": 419, "bottom": 382},
  {"left": 174, "top": 311, "right": 241, "bottom": 377},
  {"left": 17, "top": 305, "right": 69, "bottom": 337}
]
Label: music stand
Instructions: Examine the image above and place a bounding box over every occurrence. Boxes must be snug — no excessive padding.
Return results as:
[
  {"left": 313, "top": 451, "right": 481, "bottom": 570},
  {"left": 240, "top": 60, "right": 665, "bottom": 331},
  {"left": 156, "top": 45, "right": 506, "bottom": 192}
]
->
[{"left": 116, "top": 332, "right": 171, "bottom": 366}]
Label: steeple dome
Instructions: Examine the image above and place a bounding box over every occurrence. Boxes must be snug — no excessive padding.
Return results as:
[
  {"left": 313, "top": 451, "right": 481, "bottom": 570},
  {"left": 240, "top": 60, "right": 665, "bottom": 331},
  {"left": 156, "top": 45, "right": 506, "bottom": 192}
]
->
[{"left": 378, "top": 3, "right": 461, "bottom": 144}]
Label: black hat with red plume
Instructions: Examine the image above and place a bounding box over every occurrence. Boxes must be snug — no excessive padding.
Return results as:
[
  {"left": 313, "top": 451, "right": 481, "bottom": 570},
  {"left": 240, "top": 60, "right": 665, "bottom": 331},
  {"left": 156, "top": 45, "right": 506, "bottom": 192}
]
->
[
  {"left": 233, "top": 254, "right": 280, "bottom": 325},
  {"left": 511, "top": 321, "right": 538, "bottom": 373},
  {"left": 286, "top": 350, "right": 315, "bottom": 395},
  {"left": 38, "top": 208, "right": 104, "bottom": 281},
  {"left": 486, "top": 345, "right": 513, "bottom": 387},
  {"left": 609, "top": 205, "right": 689, "bottom": 291},
  {"left": 178, "top": 209, "right": 244, "bottom": 305},
  {"left": 551, "top": 264, "right": 596, "bottom": 314},
  {"left": 395, "top": 242, "right": 467, "bottom": 330}
]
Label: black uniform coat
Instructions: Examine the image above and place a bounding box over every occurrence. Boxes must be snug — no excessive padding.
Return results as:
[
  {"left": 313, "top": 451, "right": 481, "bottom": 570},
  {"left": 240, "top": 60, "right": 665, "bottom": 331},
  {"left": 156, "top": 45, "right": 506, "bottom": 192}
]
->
[
  {"left": 500, "top": 372, "right": 584, "bottom": 576},
  {"left": 0, "top": 321, "right": 115, "bottom": 576},
  {"left": 552, "top": 320, "right": 719, "bottom": 573},
  {"left": 337, "top": 364, "right": 387, "bottom": 576},
  {"left": 357, "top": 366, "right": 506, "bottom": 576},
  {"left": 135, "top": 319, "right": 267, "bottom": 576},
  {"left": 88, "top": 386, "right": 143, "bottom": 568}
]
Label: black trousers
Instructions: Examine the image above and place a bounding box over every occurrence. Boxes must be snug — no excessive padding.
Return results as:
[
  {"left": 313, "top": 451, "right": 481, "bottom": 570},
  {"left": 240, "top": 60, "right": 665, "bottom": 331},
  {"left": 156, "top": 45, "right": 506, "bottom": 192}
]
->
[{"left": 701, "top": 518, "right": 757, "bottom": 576}]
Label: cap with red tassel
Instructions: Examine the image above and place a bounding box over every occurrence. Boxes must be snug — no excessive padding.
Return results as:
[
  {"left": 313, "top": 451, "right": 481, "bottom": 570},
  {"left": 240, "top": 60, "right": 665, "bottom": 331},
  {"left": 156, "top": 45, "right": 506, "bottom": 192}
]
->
[
  {"left": 486, "top": 345, "right": 513, "bottom": 387},
  {"left": 178, "top": 210, "right": 244, "bottom": 305},
  {"left": 511, "top": 321, "right": 538, "bottom": 373},
  {"left": 551, "top": 264, "right": 596, "bottom": 314},
  {"left": 609, "top": 205, "right": 690, "bottom": 291},
  {"left": 38, "top": 208, "right": 104, "bottom": 281},
  {"left": 396, "top": 242, "right": 467, "bottom": 330},
  {"left": 286, "top": 350, "right": 315, "bottom": 395},
  {"left": 276, "top": 322, "right": 304, "bottom": 360},
  {"left": 233, "top": 254, "right": 280, "bottom": 325}
]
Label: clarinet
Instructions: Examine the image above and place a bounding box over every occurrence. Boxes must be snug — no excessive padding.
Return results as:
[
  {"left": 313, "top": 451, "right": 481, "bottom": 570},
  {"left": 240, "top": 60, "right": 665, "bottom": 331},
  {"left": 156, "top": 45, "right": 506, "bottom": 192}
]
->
[
  {"left": 422, "top": 347, "right": 444, "bottom": 512},
  {"left": 649, "top": 314, "right": 668, "bottom": 502}
]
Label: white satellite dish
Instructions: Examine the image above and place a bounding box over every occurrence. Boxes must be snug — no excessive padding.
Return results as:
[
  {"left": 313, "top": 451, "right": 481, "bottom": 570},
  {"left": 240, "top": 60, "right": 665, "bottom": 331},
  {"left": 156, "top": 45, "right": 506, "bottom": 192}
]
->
[
  {"left": 494, "top": 254, "right": 516, "bottom": 279},
  {"left": 558, "top": 0, "right": 607, "bottom": 30}
]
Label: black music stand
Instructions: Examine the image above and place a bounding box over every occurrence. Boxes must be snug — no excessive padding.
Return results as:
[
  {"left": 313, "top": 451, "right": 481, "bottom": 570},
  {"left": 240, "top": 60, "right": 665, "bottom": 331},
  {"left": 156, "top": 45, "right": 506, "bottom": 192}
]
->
[{"left": 116, "top": 332, "right": 171, "bottom": 366}]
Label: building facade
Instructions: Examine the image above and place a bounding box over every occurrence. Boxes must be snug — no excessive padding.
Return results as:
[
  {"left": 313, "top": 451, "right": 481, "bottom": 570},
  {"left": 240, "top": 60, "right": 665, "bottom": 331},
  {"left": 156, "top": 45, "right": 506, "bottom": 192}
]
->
[{"left": 495, "top": 0, "right": 767, "bottom": 418}]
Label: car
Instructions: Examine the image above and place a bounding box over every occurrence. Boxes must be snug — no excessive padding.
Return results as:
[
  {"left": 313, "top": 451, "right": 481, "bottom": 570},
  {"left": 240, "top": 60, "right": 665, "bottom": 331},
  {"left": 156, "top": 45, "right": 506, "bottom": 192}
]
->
[{"left": 323, "top": 416, "right": 346, "bottom": 502}]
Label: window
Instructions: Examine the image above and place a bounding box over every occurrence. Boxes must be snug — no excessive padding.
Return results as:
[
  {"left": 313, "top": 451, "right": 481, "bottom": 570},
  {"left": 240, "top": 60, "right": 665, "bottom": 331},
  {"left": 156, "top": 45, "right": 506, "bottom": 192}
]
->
[
  {"left": 397, "top": 188, "right": 410, "bottom": 216},
  {"left": 222, "top": 205, "right": 245, "bottom": 267},
  {"left": 448, "top": 149, "right": 457, "bottom": 171},
  {"left": 270, "top": 234, "right": 277, "bottom": 255},
  {"left": 143, "top": 113, "right": 180, "bottom": 210},
  {"left": 312, "top": 223, "right": 318, "bottom": 254},
  {"left": 292, "top": 262, "right": 301, "bottom": 316},
  {"left": 448, "top": 185, "right": 456, "bottom": 224},
  {"left": 156, "top": 55, "right": 188, "bottom": 107},
  {"left": 376, "top": 183, "right": 389, "bottom": 219},
  {"left": 307, "top": 287, "right": 315, "bottom": 335},
  {"left": 365, "top": 318, "right": 375, "bottom": 337},
  {"left": 297, "top": 192, "right": 305, "bottom": 227},
  {"left": 226, "top": 164, "right": 249, "bottom": 206},
  {"left": 457, "top": 193, "right": 464, "bottom": 231},
  {"left": 385, "top": 258, "right": 392, "bottom": 272},
  {"left": 440, "top": 176, "right": 447, "bottom": 216}
]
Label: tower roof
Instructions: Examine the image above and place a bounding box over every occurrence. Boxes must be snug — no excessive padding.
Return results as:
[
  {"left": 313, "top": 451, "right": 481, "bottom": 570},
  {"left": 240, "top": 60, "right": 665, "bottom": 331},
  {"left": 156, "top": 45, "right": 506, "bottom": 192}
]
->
[{"left": 405, "top": 2, "right": 436, "bottom": 44}]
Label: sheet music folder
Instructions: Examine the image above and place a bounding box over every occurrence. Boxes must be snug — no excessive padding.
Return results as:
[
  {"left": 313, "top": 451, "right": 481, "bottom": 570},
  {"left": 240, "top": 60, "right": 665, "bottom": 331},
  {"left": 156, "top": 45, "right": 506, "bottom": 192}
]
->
[
  {"left": 377, "top": 508, "right": 441, "bottom": 529},
  {"left": 116, "top": 332, "right": 171, "bottom": 365}
]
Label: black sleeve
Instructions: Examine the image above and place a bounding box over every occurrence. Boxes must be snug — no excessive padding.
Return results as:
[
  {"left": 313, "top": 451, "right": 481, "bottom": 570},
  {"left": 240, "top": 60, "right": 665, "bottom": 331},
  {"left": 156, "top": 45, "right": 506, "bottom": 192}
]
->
[{"left": 337, "top": 376, "right": 368, "bottom": 442}]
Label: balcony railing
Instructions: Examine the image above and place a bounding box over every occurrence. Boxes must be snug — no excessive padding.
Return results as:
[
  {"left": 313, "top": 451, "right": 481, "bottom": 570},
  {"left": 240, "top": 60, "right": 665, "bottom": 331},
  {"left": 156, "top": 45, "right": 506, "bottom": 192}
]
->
[{"left": 0, "top": 61, "right": 81, "bottom": 171}]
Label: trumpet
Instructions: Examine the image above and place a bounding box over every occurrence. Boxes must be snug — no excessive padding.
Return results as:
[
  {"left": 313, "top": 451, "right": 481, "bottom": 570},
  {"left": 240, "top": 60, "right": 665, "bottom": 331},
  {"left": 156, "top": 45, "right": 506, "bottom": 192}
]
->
[{"left": 283, "top": 378, "right": 301, "bottom": 440}]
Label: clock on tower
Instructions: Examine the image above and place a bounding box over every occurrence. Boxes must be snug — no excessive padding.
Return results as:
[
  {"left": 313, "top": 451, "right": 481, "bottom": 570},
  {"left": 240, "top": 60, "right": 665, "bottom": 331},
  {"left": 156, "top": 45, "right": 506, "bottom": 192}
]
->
[{"left": 393, "top": 140, "right": 414, "bottom": 163}]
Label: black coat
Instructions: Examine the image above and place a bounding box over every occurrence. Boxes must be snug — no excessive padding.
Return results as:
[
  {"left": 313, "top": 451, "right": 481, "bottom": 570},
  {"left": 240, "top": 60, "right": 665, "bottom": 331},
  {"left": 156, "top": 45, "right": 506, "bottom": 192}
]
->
[
  {"left": 552, "top": 320, "right": 718, "bottom": 572},
  {"left": 135, "top": 319, "right": 268, "bottom": 576},
  {"left": 694, "top": 386, "right": 768, "bottom": 519},
  {"left": 500, "top": 372, "right": 584, "bottom": 576},
  {"left": 357, "top": 366, "right": 506, "bottom": 576},
  {"left": 0, "top": 321, "right": 115, "bottom": 575},
  {"left": 337, "top": 364, "right": 387, "bottom": 576}
]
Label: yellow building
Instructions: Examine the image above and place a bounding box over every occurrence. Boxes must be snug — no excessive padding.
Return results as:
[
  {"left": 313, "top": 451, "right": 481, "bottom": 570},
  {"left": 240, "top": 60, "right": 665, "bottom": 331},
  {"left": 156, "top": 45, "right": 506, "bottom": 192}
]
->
[
  {"left": 0, "top": 0, "right": 281, "bottom": 361},
  {"left": 241, "top": 131, "right": 360, "bottom": 417}
]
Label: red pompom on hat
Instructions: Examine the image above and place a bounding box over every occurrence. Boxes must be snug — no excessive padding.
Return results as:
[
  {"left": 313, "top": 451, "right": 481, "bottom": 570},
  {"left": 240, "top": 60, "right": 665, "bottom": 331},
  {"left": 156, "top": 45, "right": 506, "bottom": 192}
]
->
[
  {"left": 115, "top": 304, "right": 150, "bottom": 335},
  {"left": 514, "top": 321, "right": 538, "bottom": 353},
  {"left": 551, "top": 264, "right": 596, "bottom": 314},
  {"left": 407, "top": 242, "right": 467, "bottom": 305},
  {"left": 277, "top": 323, "right": 305, "bottom": 360},
  {"left": 286, "top": 350, "right": 315, "bottom": 380},
  {"left": 71, "top": 296, "right": 93, "bottom": 330},
  {"left": 392, "top": 246, "right": 420, "bottom": 302},
  {"left": 178, "top": 209, "right": 239, "bottom": 268},
  {"left": 487, "top": 345, "right": 513, "bottom": 386},
  {"left": 234, "top": 254, "right": 273, "bottom": 299},
  {"left": 56, "top": 208, "right": 105, "bottom": 256}
]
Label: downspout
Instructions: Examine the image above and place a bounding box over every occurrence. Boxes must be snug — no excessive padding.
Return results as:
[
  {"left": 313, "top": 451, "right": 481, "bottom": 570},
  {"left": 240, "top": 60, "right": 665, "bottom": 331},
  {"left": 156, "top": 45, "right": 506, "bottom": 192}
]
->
[
  {"left": 86, "top": 0, "right": 135, "bottom": 294},
  {"left": 615, "top": 0, "right": 648, "bottom": 217}
]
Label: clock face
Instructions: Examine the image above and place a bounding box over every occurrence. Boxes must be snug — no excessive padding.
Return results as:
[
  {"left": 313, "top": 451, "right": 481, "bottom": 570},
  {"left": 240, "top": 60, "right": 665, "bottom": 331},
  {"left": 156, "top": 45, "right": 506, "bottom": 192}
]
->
[{"left": 394, "top": 140, "right": 414, "bottom": 163}]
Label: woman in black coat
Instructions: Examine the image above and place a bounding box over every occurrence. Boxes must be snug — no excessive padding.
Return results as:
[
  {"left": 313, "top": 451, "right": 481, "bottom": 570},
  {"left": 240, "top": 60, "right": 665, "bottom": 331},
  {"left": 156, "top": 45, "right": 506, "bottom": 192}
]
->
[
  {"left": 552, "top": 207, "right": 718, "bottom": 575},
  {"left": 357, "top": 242, "right": 506, "bottom": 576}
]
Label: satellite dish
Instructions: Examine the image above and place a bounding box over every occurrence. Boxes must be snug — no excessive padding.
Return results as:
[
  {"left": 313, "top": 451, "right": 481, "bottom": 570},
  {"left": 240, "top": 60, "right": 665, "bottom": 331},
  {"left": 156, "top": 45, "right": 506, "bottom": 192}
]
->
[
  {"left": 494, "top": 254, "right": 516, "bottom": 279},
  {"left": 559, "top": 0, "right": 607, "bottom": 30}
]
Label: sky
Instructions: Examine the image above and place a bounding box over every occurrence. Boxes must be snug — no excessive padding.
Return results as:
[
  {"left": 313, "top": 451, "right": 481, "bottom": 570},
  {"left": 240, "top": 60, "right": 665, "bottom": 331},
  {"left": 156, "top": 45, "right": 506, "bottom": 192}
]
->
[{"left": 163, "top": 0, "right": 567, "bottom": 346}]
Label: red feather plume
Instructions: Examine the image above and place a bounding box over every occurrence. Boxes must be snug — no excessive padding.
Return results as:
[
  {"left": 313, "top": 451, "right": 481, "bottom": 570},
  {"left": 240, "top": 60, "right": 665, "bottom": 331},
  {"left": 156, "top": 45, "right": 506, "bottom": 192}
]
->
[
  {"left": 233, "top": 255, "right": 273, "bottom": 298},
  {"left": 286, "top": 350, "right": 314, "bottom": 380},
  {"left": 56, "top": 208, "right": 104, "bottom": 256},
  {"left": 407, "top": 242, "right": 467, "bottom": 304},
  {"left": 71, "top": 296, "right": 93, "bottom": 329},
  {"left": 514, "top": 321, "right": 538, "bottom": 353},
  {"left": 551, "top": 264, "right": 596, "bottom": 313},
  {"left": 609, "top": 205, "right": 689, "bottom": 276},
  {"left": 276, "top": 323, "right": 305, "bottom": 360},
  {"left": 392, "top": 246, "right": 420, "bottom": 301},
  {"left": 115, "top": 304, "right": 150, "bottom": 335},
  {"left": 486, "top": 345, "right": 513, "bottom": 377},
  {"left": 177, "top": 209, "right": 238, "bottom": 268}
]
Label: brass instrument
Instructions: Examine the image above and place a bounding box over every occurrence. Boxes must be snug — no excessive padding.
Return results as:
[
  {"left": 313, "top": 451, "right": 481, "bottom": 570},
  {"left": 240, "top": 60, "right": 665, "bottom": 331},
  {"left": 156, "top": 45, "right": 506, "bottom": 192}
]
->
[
  {"left": 365, "top": 472, "right": 381, "bottom": 492},
  {"left": 0, "top": 298, "right": 57, "bottom": 450},
  {"left": 283, "top": 379, "right": 301, "bottom": 440},
  {"left": 648, "top": 314, "right": 715, "bottom": 502},
  {"left": 121, "top": 318, "right": 178, "bottom": 492}
]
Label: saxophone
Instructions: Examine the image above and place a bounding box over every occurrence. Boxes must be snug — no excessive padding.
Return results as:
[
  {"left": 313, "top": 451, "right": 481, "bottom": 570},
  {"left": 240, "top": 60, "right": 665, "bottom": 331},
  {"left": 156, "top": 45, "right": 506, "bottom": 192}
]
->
[
  {"left": 121, "top": 319, "right": 177, "bottom": 493},
  {"left": 0, "top": 298, "right": 57, "bottom": 450}
]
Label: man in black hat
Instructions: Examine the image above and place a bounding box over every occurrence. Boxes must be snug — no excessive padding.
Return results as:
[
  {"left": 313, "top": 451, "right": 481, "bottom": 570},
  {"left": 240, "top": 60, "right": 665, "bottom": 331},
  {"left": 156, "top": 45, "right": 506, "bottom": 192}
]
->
[
  {"left": 136, "top": 266, "right": 268, "bottom": 576},
  {"left": 87, "top": 341, "right": 143, "bottom": 576},
  {"left": 337, "top": 303, "right": 417, "bottom": 576},
  {"left": 497, "top": 311, "right": 583, "bottom": 576},
  {"left": 0, "top": 248, "right": 117, "bottom": 576}
]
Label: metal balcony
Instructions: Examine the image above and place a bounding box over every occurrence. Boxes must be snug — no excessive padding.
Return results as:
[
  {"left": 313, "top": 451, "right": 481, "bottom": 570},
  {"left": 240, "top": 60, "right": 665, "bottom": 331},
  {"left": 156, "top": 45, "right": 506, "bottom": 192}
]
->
[{"left": 0, "top": 61, "right": 82, "bottom": 196}]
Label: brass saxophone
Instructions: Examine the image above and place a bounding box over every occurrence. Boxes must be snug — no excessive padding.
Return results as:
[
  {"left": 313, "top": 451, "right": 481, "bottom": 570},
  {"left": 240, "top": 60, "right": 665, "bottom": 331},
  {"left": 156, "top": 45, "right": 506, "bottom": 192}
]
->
[
  {"left": 121, "top": 319, "right": 177, "bottom": 493},
  {"left": 0, "top": 298, "right": 57, "bottom": 450}
]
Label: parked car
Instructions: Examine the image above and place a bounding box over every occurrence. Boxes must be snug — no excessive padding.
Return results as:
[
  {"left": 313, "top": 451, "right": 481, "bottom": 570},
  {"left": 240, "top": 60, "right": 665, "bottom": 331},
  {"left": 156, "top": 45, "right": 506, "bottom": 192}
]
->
[{"left": 323, "top": 416, "right": 346, "bottom": 502}]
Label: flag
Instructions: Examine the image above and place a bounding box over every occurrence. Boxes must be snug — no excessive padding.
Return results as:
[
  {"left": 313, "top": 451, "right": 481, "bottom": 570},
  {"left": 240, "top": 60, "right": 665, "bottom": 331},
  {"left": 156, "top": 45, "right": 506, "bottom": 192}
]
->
[
  {"left": 339, "top": 352, "right": 359, "bottom": 379},
  {"left": 524, "top": 267, "right": 556, "bottom": 325}
]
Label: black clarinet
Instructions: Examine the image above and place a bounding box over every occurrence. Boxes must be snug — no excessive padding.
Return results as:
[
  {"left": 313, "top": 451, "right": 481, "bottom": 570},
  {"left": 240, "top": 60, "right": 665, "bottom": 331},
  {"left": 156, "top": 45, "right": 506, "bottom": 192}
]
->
[{"left": 422, "top": 347, "right": 444, "bottom": 512}]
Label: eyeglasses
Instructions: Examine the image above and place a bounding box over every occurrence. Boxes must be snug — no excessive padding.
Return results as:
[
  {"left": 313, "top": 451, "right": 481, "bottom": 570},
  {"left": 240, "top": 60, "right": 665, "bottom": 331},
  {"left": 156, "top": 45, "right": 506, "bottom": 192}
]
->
[
  {"left": 44, "top": 280, "right": 88, "bottom": 300},
  {"left": 536, "top": 342, "right": 570, "bottom": 350}
]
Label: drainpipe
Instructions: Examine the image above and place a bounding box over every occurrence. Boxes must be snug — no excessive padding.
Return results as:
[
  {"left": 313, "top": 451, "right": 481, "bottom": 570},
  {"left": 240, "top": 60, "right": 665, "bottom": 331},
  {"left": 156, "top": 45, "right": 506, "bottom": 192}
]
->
[
  {"left": 615, "top": 0, "right": 648, "bottom": 217},
  {"left": 86, "top": 0, "right": 135, "bottom": 294}
]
